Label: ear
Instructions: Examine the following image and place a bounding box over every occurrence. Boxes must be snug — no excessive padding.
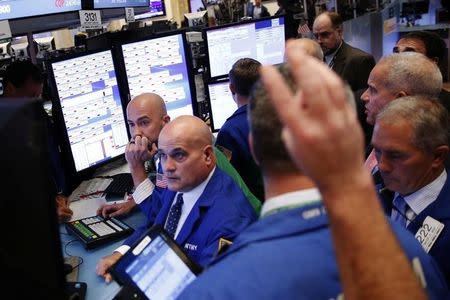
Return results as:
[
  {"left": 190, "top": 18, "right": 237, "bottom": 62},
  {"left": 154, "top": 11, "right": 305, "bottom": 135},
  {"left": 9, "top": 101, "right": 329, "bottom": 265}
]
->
[
  {"left": 162, "top": 114, "right": 171, "bottom": 124},
  {"left": 431, "top": 57, "right": 439, "bottom": 65},
  {"left": 431, "top": 145, "right": 449, "bottom": 168},
  {"left": 248, "top": 133, "right": 260, "bottom": 166},
  {"left": 203, "top": 145, "right": 215, "bottom": 166},
  {"left": 229, "top": 83, "right": 236, "bottom": 95},
  {"left": 395, "top": 91, "right": 407, "bottom": 98}
]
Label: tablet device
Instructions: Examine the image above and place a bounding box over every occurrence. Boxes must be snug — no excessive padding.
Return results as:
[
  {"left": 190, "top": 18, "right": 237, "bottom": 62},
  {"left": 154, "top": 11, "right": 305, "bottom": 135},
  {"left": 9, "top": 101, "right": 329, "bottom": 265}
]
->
[{"left": 109, "top": 225, "right": 203, "bottom": 300}]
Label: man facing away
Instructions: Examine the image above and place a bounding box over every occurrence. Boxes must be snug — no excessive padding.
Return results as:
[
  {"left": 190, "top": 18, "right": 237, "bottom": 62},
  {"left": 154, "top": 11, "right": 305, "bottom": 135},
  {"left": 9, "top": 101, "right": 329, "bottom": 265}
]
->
[
  {"left": 96, "top": 116, "right": 257, "bottom": 282},
  {"left": 216, "top": 58, "right": 264, "bottom": 201}
]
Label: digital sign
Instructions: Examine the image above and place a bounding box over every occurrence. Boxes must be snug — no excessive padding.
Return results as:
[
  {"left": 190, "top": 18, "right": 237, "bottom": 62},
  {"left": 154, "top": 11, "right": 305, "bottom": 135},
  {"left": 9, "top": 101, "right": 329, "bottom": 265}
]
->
[{"left": 0, "top": 0, "right": 81, "bottom": 20}]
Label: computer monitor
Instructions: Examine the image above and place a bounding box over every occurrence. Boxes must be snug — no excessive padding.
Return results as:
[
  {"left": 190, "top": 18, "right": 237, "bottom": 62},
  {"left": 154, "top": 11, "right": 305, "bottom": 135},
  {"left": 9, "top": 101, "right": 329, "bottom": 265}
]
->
[
  {"left": 205, "top": 15, "right": 286, "bottom": 80},
  {"left": 135, "top": 0, "right": 166, "bottom": 20},
  {"left": 0, "top": 0, "right": 81, "bottom": 20},
  {"left": 120, "top": 31, "right": 197, "bottom": 119},
  {"left": 93, "top": 0, "right": 149, "bottom": 9},
  {"left": 35, "top": 36, "right": 56, "bottom": 52},
  {"left": 401, "top": 0, "right": 430, "bottom": 16},
  {"left": 0, "top": 98, "right": 66, "bottom": 298},
  {"left": 47, "top": 49, "right": 130, "bottom": 184},
  {"left": 184, "top": 10, "right": 207, "bottom": 28},
  {"left": 206, "top": 79, "right": 236, "bottom": 132}
]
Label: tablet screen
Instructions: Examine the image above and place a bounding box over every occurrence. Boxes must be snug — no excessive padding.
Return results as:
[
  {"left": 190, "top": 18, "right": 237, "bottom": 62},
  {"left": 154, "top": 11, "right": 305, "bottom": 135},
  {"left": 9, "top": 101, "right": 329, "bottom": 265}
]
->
[{"left": 111, "top": 226, "right": 202, "bottom": 300}]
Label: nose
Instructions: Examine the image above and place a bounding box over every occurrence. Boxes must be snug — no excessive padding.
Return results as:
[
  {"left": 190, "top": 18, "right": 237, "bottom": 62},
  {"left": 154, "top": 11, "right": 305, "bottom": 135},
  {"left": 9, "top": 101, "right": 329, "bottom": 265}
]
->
[
  {"left": 377, "top": 154, "right": 392, "bottom": 174},
  {"left": 361, "top": 88, "right": 369, "bottom": 103},
  {"left": 162, "top": 156, "right": 176, "bottom": 174},
  {"left": 131, "top": 126, "right": 143, "bottom": 139}
]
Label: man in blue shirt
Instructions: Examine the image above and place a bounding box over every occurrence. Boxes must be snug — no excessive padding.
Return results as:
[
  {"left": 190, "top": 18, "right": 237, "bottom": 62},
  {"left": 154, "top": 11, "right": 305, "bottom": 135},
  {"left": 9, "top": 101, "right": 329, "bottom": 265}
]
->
[
  {"left": 96, "top": 116, "right": 257, "bottom": 282},
  {"left": 216, "top": 58, "right": 264, "bottom": 201},
  {"left": 373, "top": 95, "right": 450, "bottom": 285},
  {"left": 179, "top": 52, "right": 448, "bottom": 298}
]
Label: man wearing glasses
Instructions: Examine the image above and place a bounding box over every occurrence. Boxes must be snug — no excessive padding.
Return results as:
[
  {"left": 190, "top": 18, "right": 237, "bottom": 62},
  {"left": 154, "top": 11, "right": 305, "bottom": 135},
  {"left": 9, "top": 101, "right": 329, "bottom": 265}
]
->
[{"left": 312, "top": 11, "right": 375, "bottom": 92}]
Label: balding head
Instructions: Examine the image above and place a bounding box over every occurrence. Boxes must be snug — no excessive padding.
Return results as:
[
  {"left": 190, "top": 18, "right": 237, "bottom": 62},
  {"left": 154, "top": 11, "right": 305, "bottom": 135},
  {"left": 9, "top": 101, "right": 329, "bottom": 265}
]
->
[
  {"left": 313, "top": 12, "right": 343, "bottom": 55},
  {"left": 126, "top": 93, "right": 170, "bottom": 143},
  {"left": 288, "top": 38, "right": 324, "bottom": 61},
  {"left": 158, "top": 116, "right": 215, "bottom": 192}
]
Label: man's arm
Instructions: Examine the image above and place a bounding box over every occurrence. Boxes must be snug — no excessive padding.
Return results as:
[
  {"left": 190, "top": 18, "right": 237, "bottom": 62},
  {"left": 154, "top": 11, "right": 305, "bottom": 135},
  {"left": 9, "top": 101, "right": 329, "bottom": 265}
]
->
[{"left": 260, "top": 40, "right": 427, "bottom": 300}]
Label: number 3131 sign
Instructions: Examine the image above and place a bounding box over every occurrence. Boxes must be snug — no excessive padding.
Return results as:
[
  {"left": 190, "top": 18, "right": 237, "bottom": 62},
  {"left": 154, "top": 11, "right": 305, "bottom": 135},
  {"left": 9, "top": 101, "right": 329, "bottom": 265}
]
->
[{"left": 79, "top": 10, "right": 102, "bottom": 30}]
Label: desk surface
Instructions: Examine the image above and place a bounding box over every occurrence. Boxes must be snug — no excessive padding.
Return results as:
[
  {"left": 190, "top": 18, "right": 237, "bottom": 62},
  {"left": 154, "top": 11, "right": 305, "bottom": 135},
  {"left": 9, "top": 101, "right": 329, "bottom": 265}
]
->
[{"left": 60, "top": 210, "right": 145, "bottom": 300}]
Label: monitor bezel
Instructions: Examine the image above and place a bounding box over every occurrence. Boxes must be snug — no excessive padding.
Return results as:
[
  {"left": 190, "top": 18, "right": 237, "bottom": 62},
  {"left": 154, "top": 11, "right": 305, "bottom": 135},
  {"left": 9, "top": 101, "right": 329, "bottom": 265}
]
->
[
  {"left": 45, "top": 47, "right": 130, "bottom": 187},
  {"left": 203, "top": 15, "right": 286, "bottom": 81},
  {"left": 114, "top": 29, "right": 199, "bottom": 119},
  {"left": 204, "top": 77, "right": 234, "bottom": 133}
]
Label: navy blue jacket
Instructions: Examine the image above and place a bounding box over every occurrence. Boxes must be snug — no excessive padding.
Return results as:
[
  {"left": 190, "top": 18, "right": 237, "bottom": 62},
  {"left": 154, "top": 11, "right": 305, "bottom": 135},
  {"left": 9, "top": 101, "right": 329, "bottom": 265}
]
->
[
  {"left": 179, "top": 203, "right": 449, "bottom": 299},
  {"left": 216, "top": 105, "right": 264, "bottom": 201},
  {"left": 125, "top": 167, "right": 257, "bottom": 267}
]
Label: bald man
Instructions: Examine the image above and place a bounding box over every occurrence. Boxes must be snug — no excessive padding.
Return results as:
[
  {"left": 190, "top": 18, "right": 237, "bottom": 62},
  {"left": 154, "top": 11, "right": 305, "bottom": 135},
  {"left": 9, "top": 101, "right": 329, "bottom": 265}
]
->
[
  {"left": 97, "top": 93, "right": 261, "bottom": 217},
  {"left": 96, "top": 116, "right": 257, "bottom": 282}
]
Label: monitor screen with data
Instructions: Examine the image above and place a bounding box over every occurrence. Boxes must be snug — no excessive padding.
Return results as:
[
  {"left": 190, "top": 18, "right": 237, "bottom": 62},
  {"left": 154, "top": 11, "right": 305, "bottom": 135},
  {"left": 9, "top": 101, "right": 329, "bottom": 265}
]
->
[
  {"left": 207, "top": 79, "right": 236, "bottom": 132},
  {"left": 205, "top": 16, "right": 285, "bottom": 79},
  {"left": 48, "top": 50, "right": 129, "bottom": 175},
  {"left": 135, "top": 0, "right": 165, "bottom": 19},
  {"left": 0, "top": 0, "right": 81, "bottom": 20},
  {"left": 93, "top": 0, "right": 149, "bottom": 9},
  {"left": 121, "top": 32, "right": 196, "bottom": 119}
]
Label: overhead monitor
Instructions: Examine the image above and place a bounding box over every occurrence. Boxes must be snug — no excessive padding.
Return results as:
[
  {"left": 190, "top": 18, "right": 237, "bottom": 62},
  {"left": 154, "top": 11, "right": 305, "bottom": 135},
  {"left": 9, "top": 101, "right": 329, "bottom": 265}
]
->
[
  {"left": 0, "top": 0, "right": 81, "bottom": 21},
  {"left": 47, "top": 50, "right": 129, "bottom": 180},
  {"left": 0, "top": 99, "right": 66, "bottom": 298},
  {"left": 205, "top": 15, "right": 286, "bottom": 80},
  {"left": 189, "top": 0, "right": 205, "bottom": 13},
  {"left": 120, "top": 32, "right": 197, "bottom": 119},
  {"left": 184, "top": 10, "right": 207, "bottom": 28},
  {"left": 206, "top": 79, "right": 236, "bottom": 132},
  {"left": 401, "top": 0, "right": 430, "bottom": 16},
  {"left": 93, "top": 0, "right": 149, "bottom": 9},
  {"left": 135, "top": 0, "right": 166, "bottom": 19}
]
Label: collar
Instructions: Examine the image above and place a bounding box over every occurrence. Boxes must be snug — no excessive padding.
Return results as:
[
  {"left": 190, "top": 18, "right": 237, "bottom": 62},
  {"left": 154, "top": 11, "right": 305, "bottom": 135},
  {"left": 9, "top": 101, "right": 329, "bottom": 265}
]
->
[
  {"left": 178, "top": 166, "right": 216, "bottom": 203},
  {"left": 260, "top": 188, "right": 322, "bottom": 218},
  {"left": 324, "top": 41, "right": 343, "bottom": 66},
  {"left": 397, "top": 169, "right": 447, "bottom": 216}
]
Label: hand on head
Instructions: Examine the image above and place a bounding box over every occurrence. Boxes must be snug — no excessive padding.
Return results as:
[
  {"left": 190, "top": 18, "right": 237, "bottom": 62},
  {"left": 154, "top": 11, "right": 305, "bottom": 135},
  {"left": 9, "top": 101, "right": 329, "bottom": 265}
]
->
[{"left": 125, "top": 136, "right": 157, "bottom": 169}]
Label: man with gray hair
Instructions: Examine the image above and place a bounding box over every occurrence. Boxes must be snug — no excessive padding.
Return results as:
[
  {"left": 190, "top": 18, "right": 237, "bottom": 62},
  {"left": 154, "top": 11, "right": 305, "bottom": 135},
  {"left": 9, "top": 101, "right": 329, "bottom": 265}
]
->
[
  {"left": 373, "top": 95, "right": 450, "bottom": 284},
  {"left": 361, "top": 52, "right": 442, "bottom": 126},
  {"left": 361, "top": 52, "right": 443, "bottom": 171}
]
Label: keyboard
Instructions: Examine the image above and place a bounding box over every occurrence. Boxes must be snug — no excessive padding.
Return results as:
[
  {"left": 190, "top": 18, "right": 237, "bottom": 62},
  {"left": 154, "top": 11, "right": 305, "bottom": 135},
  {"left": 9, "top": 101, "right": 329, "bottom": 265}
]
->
[{"left": 104, "top": 173, "right": 134, "bottom": 195}]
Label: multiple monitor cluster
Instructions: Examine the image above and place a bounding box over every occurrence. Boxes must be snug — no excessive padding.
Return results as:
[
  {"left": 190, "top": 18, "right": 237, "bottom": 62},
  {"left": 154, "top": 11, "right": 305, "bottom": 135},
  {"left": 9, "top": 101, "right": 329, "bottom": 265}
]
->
[
  {"left": 204, "top": 15, "right": 286, "bottom": 131},
  {"left": 47, "top": 31, "right": 196, "bottom": 186},
  {"left": 47, "top": 15, "right": 285, "bottom": 188}
]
